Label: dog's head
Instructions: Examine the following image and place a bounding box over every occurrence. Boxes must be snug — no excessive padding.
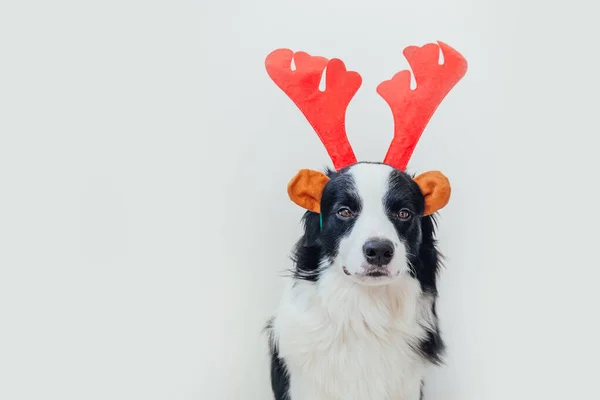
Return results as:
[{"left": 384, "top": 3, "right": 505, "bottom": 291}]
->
[
  {"left": 293, "top": 162, "right": 446, "bottom": 286},
  {"left": 321, "top": 163, "right": 424, "bottom": 284}
]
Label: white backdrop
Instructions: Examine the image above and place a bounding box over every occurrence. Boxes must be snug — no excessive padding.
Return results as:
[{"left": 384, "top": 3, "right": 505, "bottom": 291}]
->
[{"left": 1, "top": 0, "right": 599, "bottom": 399}]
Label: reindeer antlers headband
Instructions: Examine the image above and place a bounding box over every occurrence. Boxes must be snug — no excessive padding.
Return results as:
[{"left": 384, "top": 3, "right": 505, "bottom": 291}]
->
[{"left": 265, "top": 41, "right": 468, "bottom": 215}]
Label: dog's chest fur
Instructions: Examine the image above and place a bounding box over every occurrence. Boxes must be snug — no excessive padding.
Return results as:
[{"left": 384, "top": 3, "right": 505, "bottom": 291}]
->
[{"left": 272, "top": 269, "right": 432, "bottom": 400}]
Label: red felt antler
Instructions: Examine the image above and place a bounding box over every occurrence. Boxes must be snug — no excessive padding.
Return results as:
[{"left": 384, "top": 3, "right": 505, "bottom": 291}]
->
[
  {"left": 377, "top": 41, "right": 467, "bottom": 171},
  {"left": 265, "top": 49, "right": 362, "bottom": 170}
]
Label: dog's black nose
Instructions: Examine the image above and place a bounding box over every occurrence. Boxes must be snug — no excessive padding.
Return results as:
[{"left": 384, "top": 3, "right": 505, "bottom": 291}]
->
[{"left": 362, "top": 239, "right": 395, "bottom": 266}]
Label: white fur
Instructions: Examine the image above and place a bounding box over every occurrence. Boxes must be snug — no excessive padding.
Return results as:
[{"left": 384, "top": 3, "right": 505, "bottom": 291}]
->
[
  {"left": 272, "top": 268, "right": 432, "bottom": 400},
  {"left": 271, "top": 164, "right": 434, "bottom": 400}
]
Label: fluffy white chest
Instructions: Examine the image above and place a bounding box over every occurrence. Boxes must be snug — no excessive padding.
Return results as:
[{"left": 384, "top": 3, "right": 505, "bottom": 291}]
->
[{"left": 272, "top": 270, "right": 431, "bottom": 400}]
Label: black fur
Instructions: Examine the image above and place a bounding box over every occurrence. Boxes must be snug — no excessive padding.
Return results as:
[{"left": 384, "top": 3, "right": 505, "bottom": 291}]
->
[
  {"left": 266, "top": 319, "right": 290, "bottom": 399},
  {"left": 414, "top": 216, "right": 446, "bottom": 365}
]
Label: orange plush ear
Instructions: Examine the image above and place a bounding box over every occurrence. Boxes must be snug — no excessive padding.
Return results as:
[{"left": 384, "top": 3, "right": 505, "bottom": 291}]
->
[
  {"left": 414, "top": 171, "right": 451, "bottom": 216},
  {"left": 287, "top": 169, "right": 330, "bottom": 213}
]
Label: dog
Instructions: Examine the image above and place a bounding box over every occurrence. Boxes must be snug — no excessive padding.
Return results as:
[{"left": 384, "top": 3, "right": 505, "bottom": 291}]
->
[{"left": 266, "top": 162, "right": 445, "bottom": 400}]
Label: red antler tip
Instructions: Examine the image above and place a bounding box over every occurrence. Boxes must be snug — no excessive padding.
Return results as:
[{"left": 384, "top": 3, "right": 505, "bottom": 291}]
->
[
  {"left": 265, "top": 49, "right": 361, "bottom": 170},
  {"left": 378, "top": 42, "right": 467, "bottom": 170}
]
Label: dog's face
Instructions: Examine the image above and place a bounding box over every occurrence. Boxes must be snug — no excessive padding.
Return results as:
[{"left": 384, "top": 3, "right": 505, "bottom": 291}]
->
[{"left": 319, "top": 162, "right": 425, "bottom": 285}]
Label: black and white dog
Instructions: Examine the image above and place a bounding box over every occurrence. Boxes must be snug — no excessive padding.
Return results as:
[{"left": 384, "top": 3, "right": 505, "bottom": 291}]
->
[{"left": 266, "top": 162, "right": 445, "bottom": 400}]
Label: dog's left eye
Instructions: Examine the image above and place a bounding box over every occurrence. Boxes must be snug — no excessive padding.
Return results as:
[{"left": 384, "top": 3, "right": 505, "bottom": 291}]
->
[
  {"left": 337, "top": 207, "right": 353, "bottom": 218},
  {"left": 397, "top": 209, "right": 412, "bottom": 220}
]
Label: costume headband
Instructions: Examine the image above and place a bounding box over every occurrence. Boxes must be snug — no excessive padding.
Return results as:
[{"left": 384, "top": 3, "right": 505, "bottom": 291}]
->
[{"left": 265, "top": 41, "right": 467, "bottom": 216}]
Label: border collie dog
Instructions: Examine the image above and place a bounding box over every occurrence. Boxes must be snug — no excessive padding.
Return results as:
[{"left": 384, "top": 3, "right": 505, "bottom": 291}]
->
[{"left": 266, "top": 162, "right": 445, "bottom": 400}]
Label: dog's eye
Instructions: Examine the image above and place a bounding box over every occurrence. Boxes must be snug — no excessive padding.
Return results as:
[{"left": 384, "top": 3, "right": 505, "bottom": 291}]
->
[
  {"left": 337, "top": 207, "right": 353, "bottom": 218},
  {"left": 397, "top": 209, "right": 412, "bottom": 220}
]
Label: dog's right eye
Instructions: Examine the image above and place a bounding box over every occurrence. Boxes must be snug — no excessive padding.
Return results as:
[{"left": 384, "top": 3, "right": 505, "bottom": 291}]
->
[{"left": 336, "top": 207, "right": 353, "bottom": 218}]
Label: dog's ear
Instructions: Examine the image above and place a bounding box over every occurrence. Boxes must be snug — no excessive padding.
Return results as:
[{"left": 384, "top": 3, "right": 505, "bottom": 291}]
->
[
  {"left": 287, "top": 169, "right": 330, "bottom": 213},
  {"left": 414, "top": 171, "right": 451, "bottom": 216}
]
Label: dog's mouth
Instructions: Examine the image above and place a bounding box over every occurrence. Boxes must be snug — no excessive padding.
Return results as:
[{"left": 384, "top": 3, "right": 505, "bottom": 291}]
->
[
  {"left": 364, "top": 270, "right": 390, "bottom": 277},
  {"left": 343, "top": 266, "right": 392, "bottom": 278}
]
